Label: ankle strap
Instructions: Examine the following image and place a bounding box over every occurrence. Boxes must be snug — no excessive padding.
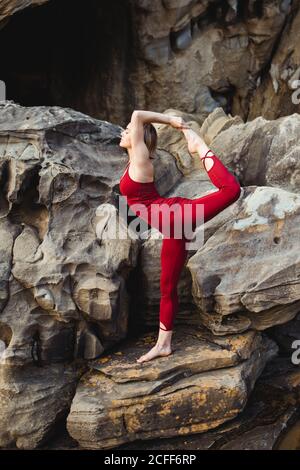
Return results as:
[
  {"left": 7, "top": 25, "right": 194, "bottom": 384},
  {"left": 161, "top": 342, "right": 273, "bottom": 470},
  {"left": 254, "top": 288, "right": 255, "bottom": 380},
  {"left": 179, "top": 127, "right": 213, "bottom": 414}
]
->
[{"left": 202, "top": 149, "right": 215, "bottom": 160}]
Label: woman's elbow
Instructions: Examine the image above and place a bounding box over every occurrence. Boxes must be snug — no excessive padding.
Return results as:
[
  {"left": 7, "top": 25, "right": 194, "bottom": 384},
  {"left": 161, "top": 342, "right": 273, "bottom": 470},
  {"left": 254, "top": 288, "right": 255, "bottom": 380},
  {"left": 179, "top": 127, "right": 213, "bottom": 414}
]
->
[{"left": 131, "top": 110, "right": 141, "bottom": 121}]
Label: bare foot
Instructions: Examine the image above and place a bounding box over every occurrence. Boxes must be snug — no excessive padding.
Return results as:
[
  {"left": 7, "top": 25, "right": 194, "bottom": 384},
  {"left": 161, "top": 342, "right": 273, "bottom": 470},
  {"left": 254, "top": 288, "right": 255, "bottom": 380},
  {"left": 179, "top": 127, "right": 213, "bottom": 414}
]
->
[{"left": 136, "top": 344, "right": 172, "bottom": 363}]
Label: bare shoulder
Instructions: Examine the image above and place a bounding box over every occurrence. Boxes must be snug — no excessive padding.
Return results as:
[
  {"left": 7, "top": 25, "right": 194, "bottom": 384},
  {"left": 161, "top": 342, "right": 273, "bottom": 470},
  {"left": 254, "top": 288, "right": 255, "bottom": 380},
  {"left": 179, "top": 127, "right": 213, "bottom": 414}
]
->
[{"left": 130, "top": 158, "right": 154, "bottom": 182}]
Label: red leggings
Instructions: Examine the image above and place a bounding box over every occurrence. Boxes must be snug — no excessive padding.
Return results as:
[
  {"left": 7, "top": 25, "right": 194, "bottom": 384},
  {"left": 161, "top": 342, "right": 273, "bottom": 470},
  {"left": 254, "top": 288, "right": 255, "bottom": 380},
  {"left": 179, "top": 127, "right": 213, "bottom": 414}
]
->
[{"left": 158, "top": 151, "right": 241, "bottom": 330}]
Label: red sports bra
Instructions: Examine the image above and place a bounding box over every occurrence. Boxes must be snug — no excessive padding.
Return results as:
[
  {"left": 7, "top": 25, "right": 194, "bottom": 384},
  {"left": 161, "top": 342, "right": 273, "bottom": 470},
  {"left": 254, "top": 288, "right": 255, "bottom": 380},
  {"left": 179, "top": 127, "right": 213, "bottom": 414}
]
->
[{"left": 119, "top": 162, "right": 162, "bottom": 207}]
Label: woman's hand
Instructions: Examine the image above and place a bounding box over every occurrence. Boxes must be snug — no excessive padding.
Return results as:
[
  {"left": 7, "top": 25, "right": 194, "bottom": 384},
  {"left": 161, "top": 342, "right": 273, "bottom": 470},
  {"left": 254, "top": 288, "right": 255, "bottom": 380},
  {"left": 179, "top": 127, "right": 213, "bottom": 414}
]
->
[
  {"left": 169, "top": 116, "right": 190, "bottom": 130},
  {"left": 182, "top": 128, "right": 201, "bottom": 154}
]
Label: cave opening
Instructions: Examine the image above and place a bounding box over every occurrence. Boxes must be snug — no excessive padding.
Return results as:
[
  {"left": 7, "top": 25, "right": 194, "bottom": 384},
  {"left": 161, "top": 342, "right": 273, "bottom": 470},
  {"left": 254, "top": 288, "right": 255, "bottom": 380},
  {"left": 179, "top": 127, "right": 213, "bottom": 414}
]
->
[{"left": 0, "top": 0, "right": 136, "bottom": 126}]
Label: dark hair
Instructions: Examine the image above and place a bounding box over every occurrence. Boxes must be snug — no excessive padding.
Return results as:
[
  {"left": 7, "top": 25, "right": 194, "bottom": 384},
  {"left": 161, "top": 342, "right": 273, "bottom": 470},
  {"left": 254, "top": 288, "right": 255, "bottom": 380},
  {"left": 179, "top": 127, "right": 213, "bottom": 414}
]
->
[{"left": 143, "top": 123, "right": 157, "bottom": 159}]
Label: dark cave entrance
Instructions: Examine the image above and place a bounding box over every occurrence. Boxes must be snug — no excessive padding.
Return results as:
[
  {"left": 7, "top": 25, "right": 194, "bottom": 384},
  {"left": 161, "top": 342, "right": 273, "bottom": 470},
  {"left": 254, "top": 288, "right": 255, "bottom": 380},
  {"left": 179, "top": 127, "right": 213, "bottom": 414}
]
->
[{"left": 0, "top": 0, "right": 136, "bottom": 126}]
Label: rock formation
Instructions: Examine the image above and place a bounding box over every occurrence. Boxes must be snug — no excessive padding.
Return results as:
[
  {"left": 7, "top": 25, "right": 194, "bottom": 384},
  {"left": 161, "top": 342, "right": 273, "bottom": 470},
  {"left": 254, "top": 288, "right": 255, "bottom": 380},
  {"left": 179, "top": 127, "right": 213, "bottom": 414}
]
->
[
  {"left": 0, "top": 1, "right": 299, "bottom": 125},
  {"left": 1, "top": 100, "right": 299, "bottom": 448},
  {"left": 0, "top": 0, "right": 300, "bottom": 451},
  {"left": 67, "top": 326, "right": 277, "bottom": 449},
  {"left": 0, "top": 101, "right": 140, "bottom": 447}
]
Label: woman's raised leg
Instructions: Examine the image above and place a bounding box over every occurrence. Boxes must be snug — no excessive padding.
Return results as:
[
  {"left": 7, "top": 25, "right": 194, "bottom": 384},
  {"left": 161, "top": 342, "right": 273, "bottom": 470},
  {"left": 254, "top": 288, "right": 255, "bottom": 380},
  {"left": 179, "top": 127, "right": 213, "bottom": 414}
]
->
[
  {"left": 159, "top": 237, "right": 188, "bottom": 331},
  {"left": 186, "top": 150, "right": 241, "bottom": 230}
]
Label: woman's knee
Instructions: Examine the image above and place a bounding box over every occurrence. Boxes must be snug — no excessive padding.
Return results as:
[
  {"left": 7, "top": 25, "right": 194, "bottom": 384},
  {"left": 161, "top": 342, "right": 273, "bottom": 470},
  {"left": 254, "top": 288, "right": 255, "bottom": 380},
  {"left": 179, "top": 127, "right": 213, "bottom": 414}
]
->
[
  {"left": 225, "top": 181, "right": 241, "bottom": 203},
  {"left": 231, "top": 182, "right": 241, "bottom": 201}
]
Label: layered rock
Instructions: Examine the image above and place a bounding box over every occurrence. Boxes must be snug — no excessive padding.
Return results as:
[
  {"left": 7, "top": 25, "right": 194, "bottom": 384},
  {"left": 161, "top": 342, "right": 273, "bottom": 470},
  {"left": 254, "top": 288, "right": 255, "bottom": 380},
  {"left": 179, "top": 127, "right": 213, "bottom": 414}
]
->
[
  {"left": 1, "top": 100, "right": 299, "bottom": 449},
  {"left": 0, "top": 0, "right": 49, "bottom": 23},
  {"left": 0, "top": 1, "right": 297, "bottom": 125},
  {"left": 157, "top": 107, "right": 300, "bottom": 193},
  {"left": 0, "top": 101, "right": 142, "bottom": 361},
  {"left": 0, "top": 101, "right": 143, "bottom": 448},
  {"left": 187, "top": 185, "right": 300, "bottom": 335},
  {"left": 248, "top": 0, "right": 300, "bottom": 120},
  {"left": 0, "top": 363, "right": 82, "bottom": 449},
  {"left": 117, "top": 355, "right": 300, "bottom": 450},
  {"left": 67, "top": 325, "right": 277, "bottom": 449}
]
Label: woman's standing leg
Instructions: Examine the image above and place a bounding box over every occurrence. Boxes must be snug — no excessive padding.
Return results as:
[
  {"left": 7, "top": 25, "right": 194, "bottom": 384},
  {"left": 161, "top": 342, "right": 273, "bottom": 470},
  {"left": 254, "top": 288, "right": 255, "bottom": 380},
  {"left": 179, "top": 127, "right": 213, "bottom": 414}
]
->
[
  {"left": 159, "top": 237, "right": 188, "bottom": 331},
  {"left": 136, "top": 236, "right": 187, "bottom": 363}
]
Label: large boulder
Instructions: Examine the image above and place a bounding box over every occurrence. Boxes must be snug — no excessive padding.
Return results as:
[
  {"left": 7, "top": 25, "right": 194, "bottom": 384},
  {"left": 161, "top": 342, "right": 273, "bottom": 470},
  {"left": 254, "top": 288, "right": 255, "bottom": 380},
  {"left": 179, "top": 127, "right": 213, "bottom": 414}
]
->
[
  {"left": 0, "top": 362, "right": 82, "bottom": 449},
  {"left": 117, "top": 355, "right": 300, "bottom": 451},
  {"left": 0, "top": 101, "right": 142, "bottom": 448},
  {"left": 0, "top": 101, "right": 141, "bottom": 360},
  {"left": 157, "top": 107, "right": 300, "bottom": 194},
  {"left": 0, "top": 1, "right": 297, "bottom": 124},
  {"left": 209, "top": 112, "right": 300, "bottom": 193},
  {"left": 66, "top": 325, "right": 277, "bottom": 449},
  {"left": 248, "top": 0, "right": 300, "bottom": 120},
  {"left": 188, "top": 185, "right": 300, "bottom": 335}
]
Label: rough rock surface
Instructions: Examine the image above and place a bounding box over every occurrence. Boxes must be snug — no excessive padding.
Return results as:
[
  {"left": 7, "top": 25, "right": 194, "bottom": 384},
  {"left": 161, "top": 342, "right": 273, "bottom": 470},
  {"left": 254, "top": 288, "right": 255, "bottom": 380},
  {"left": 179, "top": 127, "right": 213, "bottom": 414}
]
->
[
  {"left": 155, "top": 107, "right": 300, "bottom": 194},
  {"left": 117, "top": 356, "right": 300, "bottom": 450},
  {"left": 0, "top": 101, "right": 142, "bottom": 448},
  {"left": 129, "top": 0, "right": 296, "bottom": 123},
  {"left": 207, "top": 111, "right": 300, "bottom": 193},
  {"left": 66, "top": 325, "right": 277, "bottom": 449},
  {"left": 39, "top": 356, "right": 300, "bottom": 450},
  {"left": 248, "top": 0, "right": 300, "bottom": 120},
  {"left": 0, "top": 0, "right": 49, "bottom": 22},
  {"left": 0, "top": 101, "right": 142, "bottom": 362},
  {"left": 187, "top": 185, "right": 300, "bottom": 335},
  {"left": 1, "top": 1, "right": 299, "bottom": 125},
  {"left": 0, "top": 100, "right": 299, "bottom": 449},
  {"left": 0, "top": 363, "right": 82, "bottom": 449}
]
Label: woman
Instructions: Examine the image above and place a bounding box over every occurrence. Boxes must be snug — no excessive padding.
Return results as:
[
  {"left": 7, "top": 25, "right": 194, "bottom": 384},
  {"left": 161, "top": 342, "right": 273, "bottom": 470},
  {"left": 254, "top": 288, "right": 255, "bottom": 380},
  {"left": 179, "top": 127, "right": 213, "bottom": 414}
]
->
[{"left": 119, "top": 110, "right": 241, "bottom": 363}]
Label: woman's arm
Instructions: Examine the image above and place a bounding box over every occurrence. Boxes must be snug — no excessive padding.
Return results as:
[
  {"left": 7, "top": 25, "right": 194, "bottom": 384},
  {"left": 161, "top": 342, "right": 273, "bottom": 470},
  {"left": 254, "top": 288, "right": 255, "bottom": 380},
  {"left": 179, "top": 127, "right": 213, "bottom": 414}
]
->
[
  {"left": 129, "top": 111, "right": 189, "bottom": 166},
  {"left": 131, "top": 110, "right": 189, "bottom": 129},
  {"left": 132, "top": 110, "right": 171, "bottom": 125}
]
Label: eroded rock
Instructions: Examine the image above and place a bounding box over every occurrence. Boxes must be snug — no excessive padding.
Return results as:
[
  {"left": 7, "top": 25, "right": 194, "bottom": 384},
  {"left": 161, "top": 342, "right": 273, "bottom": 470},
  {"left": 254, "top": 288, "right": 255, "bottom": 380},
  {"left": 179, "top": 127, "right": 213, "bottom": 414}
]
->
[
  {"left": 0, "top": 1, "right": 296, "bottom": 124},
  {"left": 66, "top": 325, "right": 277, "bottom": 449},
  {"left": 118, "top": 356, "right": 300, "bottom": 450},
  {"left": 187, "top": 185, "right": 300, "bottom": 335},
  {"left": 0, "top": 0, "right": 49, "bottom": 22},
  {"left": 0, "top": 101, "right": 142, "bottom": 448},
  {"left": 0, "top": 362, "right": 82, "bottom": 449}
]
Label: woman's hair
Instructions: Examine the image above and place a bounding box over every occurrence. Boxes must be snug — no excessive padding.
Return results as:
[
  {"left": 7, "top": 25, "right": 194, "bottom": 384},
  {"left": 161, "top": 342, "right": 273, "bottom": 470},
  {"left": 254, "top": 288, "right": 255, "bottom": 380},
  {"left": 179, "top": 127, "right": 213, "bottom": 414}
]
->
[{"left": 143, "top": 123, "right": 157, "bottom": 159}]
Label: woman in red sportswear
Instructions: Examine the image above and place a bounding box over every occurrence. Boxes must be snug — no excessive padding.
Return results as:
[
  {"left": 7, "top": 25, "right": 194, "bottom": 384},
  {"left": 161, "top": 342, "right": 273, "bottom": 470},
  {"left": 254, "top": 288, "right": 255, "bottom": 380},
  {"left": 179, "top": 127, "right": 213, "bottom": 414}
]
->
[{"left": 119, "top": 110, "right": 241, "bottom": 364}]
